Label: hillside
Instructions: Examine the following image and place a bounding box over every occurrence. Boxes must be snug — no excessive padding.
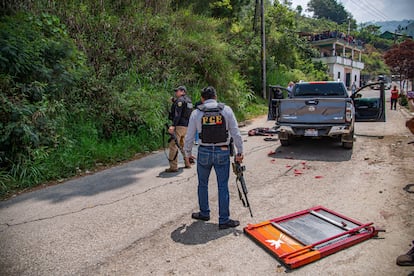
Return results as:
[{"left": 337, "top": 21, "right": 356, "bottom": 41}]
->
[
  {"left": 0, "top": 0, "right": 401, "bottom": 198},
  {"left": 366, "top": 19, "right": 414, "bottom": 37},
  {"left": 1, "top": 1, "right": 329, "bottom": 197}
]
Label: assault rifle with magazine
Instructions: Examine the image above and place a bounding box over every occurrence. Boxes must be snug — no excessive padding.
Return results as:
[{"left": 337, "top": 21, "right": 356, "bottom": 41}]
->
[
  {"left": 230, "top": 139, "right": 253, "bottom": 217},
  {"left": 163, "top": 123, "right": 186, "bottom": 161}
]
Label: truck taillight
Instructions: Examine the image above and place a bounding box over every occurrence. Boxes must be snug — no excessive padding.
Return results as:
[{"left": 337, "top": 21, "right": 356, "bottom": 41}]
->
[{"left": 345, "top": 102, "right": 352, "bottom": 122}]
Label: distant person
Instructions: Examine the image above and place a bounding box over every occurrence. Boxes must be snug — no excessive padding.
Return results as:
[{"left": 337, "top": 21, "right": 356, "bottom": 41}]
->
[
  {"left": 351, "top": 82, "right": 357, "bottom": 94},
  {"left": 390, "top": 85, "right": 399, "bottom": 110},
  {"left": 287, "top": 81, "right": 295, "bottom": 97},
  {"left": 193, "top": 100, "right": 202, "bottom": 145},
  {"left": 166, "top": 86, "right": 192, "bottom": 172},
  {"left": 184, "top": 86, "right": 244, "bottom": 230},
  {"left": 271, "top": 87, "right": 284, "bottom": 99}
]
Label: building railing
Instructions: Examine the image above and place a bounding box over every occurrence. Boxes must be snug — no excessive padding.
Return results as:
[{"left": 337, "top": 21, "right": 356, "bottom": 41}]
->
[
  {"left": 309, "top": 31, "right": 364, "bottom": 50},
  {"left": 313, "top": 56, "right": 364, "bottom": 70}
]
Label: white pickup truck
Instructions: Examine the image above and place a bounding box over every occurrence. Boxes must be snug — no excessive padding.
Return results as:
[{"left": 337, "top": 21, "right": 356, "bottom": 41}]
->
[{"left": 268, "top": 81, "right": 386, "bottom": 149}]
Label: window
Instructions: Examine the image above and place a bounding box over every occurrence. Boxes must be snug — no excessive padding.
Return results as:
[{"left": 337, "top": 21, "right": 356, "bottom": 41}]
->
[{"left": 294, "top": 83, "right": 347, "bottom": 97}]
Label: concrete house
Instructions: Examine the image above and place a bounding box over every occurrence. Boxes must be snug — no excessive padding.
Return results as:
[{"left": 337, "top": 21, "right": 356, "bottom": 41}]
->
[{"left": 308, "top": 31, "right": 364, "bottom": 89}]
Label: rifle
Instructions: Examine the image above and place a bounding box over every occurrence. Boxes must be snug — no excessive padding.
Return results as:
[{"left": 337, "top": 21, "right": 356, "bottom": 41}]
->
[
  {"left": 164, "top": 123, "right": 186, "bottom": 162},
  {"left": 230, "top": 140, "right": 253, "bottom": 217}
]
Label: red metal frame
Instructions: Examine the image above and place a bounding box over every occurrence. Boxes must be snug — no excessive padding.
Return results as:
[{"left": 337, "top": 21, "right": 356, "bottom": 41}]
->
[{"left": 244, "top": 206, "right": 379, "bottom": 269}]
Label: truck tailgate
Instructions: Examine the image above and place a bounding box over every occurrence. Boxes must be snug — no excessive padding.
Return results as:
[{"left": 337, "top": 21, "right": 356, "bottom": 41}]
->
[{"left": 278, "top": 98, "right": 348, "bottom": 124}]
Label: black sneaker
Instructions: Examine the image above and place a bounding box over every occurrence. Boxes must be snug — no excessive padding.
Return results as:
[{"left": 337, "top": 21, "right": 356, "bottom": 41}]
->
[
  {"left": 219, "top": 219, "right": 240, "bottom": 230},
  {"left": 191, "top": 212, "right": 210, "bottom": 221}
]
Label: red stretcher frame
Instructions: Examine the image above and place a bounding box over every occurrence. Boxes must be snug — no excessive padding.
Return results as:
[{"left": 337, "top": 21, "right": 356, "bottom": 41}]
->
[{"left": 244, "top": 206, "right": 380, "bottom": 269}]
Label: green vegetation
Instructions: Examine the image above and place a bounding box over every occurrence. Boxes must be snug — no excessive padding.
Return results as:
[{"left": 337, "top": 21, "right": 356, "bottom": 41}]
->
[
  {"left": 0, "top": 0, "right": 405, "bottom": 198},
  {"left": 307, "top": 0, "right": 353, "bottom": 25}
]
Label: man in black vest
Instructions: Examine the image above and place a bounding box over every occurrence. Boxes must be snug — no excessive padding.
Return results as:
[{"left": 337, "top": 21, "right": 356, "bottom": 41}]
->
[
  {"left": 166, "top": 85, "right": 192, "bottom": 172},
  {"left": 184, "top": 86, "right": 244, "bottom": 229}
]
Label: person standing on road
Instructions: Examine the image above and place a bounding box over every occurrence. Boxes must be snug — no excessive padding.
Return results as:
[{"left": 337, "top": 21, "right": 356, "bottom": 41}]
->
[
  {"left": 193, "top": 100, "right": 202, "bottom": 145},
  {"left": 287, "top": 81, "right": 295, "bottom": 98},
  {"left": 351, "top": 81, "right": 357, "bottom": 94},
  {"left": 390, "top": 85, "right": 399, "bottom": 110},
  {"left": 166, "top": 85, "right": 193, "bottom": 173},
  {"left": 184, "top": 86, "right": 244, "bottom": 230}
]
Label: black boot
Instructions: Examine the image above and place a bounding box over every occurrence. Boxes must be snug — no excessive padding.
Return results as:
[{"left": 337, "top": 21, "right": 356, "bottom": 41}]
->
[{"left": 396, "top": 241, "right": 414, "bottom": 266}]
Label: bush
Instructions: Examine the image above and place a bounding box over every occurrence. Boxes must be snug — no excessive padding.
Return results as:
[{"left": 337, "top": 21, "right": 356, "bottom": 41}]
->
[
  {"left": 399, "top": 94, "right": 408, "bottom": 107},
  {"left": 0, "top": 12, "right": 88, "bottom": 195}
]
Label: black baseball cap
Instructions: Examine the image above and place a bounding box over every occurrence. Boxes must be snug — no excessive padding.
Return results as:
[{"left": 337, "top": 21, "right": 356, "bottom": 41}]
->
[{"left": 174, "top": 85, "right": 187, "bottom": 92}]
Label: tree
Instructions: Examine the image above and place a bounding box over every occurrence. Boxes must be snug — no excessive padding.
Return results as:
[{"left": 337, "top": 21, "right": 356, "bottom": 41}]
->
[
  {"left": 295, "top": 5, "right": 303, "bottom": 16},
  {"left": 307, "top": 0, "right": 350, "bottom": 24},
  {"left": 171, "top": 0, "right": 250, "bottom": 20},
  {"left": 384, "top": 39, "right": 414, "bottom": 82},
  {"left": 359, "top": 24, "right": 381, "bottom": 37}
]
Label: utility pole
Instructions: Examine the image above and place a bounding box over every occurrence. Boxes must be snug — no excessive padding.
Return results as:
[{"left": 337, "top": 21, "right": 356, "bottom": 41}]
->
[
  {"left": 347, "top": 17, "right": 350, "bottom": 45},
  {"left": 261, "top": 0, "right": 266, "bottom": 99},
  {"left": 253, "top": 0, "right": 259, "bottom": 32},
  {"left": 394, "top": 29, "right": 397, "bottom": 44}
]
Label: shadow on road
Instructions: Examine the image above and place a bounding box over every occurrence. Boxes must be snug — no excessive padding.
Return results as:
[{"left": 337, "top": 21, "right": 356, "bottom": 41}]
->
[
  {"left": 157, "top": 167, "right": 186, "bottom": 178},
  {"left": 171, "top": 221, "right": 243, "bottom": 245},
  {"left": 0, "top": 166, "right": 146, "bottom": 208},
  {"left": 267, "top": 137, "right": 353, "bottom": 162},
  {"left": 0, "top": 152, "right": 169, "bottom": 206}
]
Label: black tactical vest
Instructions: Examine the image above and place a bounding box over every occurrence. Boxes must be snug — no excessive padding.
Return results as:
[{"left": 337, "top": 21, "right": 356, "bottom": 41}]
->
[
  {"left": 198, "top": 103, "right": 228, "bottom": 144},
  {"left": 181, "top": 95, "right": 193, "bottom": 119}
]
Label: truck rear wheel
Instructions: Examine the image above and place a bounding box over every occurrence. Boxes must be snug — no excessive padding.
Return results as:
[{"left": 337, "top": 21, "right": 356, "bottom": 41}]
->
[
  {"left": 341, "top": 130, "right": 354, "bottom": 149},
  {"left": 280, "top": 139, "right": 290, "bottom": 146},
  {"left": 278, "top": 132, "right": 291, "bottom": 146},
  {"left": 342, "top": 141, "right": 353, "bottom": 149}
]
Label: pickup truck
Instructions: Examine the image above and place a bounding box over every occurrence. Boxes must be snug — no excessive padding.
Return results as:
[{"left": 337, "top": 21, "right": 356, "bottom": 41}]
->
[{"left": 268, "top": 81, "right": 385, "bottom": 149}]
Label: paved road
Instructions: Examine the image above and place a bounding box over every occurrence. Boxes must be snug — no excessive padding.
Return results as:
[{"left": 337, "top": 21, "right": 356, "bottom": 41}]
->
[{"left": 1, "top": 100, "right": 413, "bottom": 275}]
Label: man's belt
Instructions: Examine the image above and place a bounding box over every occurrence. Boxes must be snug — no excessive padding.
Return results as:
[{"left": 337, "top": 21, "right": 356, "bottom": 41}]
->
[{"left": 199, "top": 145, "right": 229, "bottom": 149}]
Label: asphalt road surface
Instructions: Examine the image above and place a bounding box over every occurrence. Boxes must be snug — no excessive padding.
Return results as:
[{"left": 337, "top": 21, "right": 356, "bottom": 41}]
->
[{"left": 1, "top": 99, "right": 413, "bottom": 275}]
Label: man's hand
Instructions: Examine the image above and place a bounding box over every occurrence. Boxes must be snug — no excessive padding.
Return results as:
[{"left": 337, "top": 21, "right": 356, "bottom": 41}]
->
[
  {"left": 185, "top": 156, "right": 196, "bottom": 166},
  {"left": 235, "top": 153, "right": 244, "bottom": 163},
  {"left": 168, "top": 126, "right": 175, "bottom": 135}
]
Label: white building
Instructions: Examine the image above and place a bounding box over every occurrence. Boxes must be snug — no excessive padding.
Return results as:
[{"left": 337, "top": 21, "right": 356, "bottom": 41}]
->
[{"left": 310, "top": 32, "right": 364, "bottom": 89}]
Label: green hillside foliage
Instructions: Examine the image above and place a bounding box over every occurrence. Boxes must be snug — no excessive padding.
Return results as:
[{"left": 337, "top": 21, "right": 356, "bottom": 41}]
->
[
  {"left": 1, "top": 0, "right": 393, "bottom": 197},
  {"left": 0, "top": 12, "right": 90, "bottom": 191},
  {"left": 356, "top": 24, "right": 393, "bottom": 79}
]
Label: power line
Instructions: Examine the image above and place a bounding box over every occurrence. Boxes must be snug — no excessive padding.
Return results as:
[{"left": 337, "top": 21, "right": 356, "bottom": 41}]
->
[
  {"left": 347, "top": 0, "right": 388, "bottom": 21},
  {"left": 359, "top": 0, "right": 390, "bottom": 20},
  {"left": 344, "top": 0, "right": 389, "bottom": 22}
]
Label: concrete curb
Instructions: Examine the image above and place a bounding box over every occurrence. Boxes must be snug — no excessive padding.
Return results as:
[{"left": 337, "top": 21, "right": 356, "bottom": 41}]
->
[{"left": 400, "top": 106, "right": 414, "bottom": 119}]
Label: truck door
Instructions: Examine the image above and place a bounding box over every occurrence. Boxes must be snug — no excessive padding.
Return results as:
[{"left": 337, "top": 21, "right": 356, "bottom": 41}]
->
[
  {"left": 268, "top": 85, "right": 290, "bottom": 120},
  {"left": 351, "top": 82, "right": 386, "bottom": 122}
]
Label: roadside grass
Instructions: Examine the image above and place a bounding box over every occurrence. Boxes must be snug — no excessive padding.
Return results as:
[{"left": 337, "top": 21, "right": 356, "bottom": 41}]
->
[
  {"left": 0, "top": 97, "right": 268, "bottom": 200},
  {"left": 0, "top": 126, "right": 162, "bottom": 199},
  {"left": 235, "top": 98, "right": 268, "bottom": 121}
]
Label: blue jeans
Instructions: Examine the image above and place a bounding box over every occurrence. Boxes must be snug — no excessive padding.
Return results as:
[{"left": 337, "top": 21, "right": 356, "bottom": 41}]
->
[
  {"left": 195, "top": 131, "right": 199, "bottom": 144},
  {"left": 197, "top": 145, "right": 231, "bottom": 224}
]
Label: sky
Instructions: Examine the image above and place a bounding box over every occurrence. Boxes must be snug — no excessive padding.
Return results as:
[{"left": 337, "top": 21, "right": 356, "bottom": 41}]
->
[{"left": 288, "top": 0, "right": 414, "bottom": 23}]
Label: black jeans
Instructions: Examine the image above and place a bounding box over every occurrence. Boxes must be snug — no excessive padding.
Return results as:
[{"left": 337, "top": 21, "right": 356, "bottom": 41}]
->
[{"left": 391, "top": 98, "right": 397, "bottom": 110}]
